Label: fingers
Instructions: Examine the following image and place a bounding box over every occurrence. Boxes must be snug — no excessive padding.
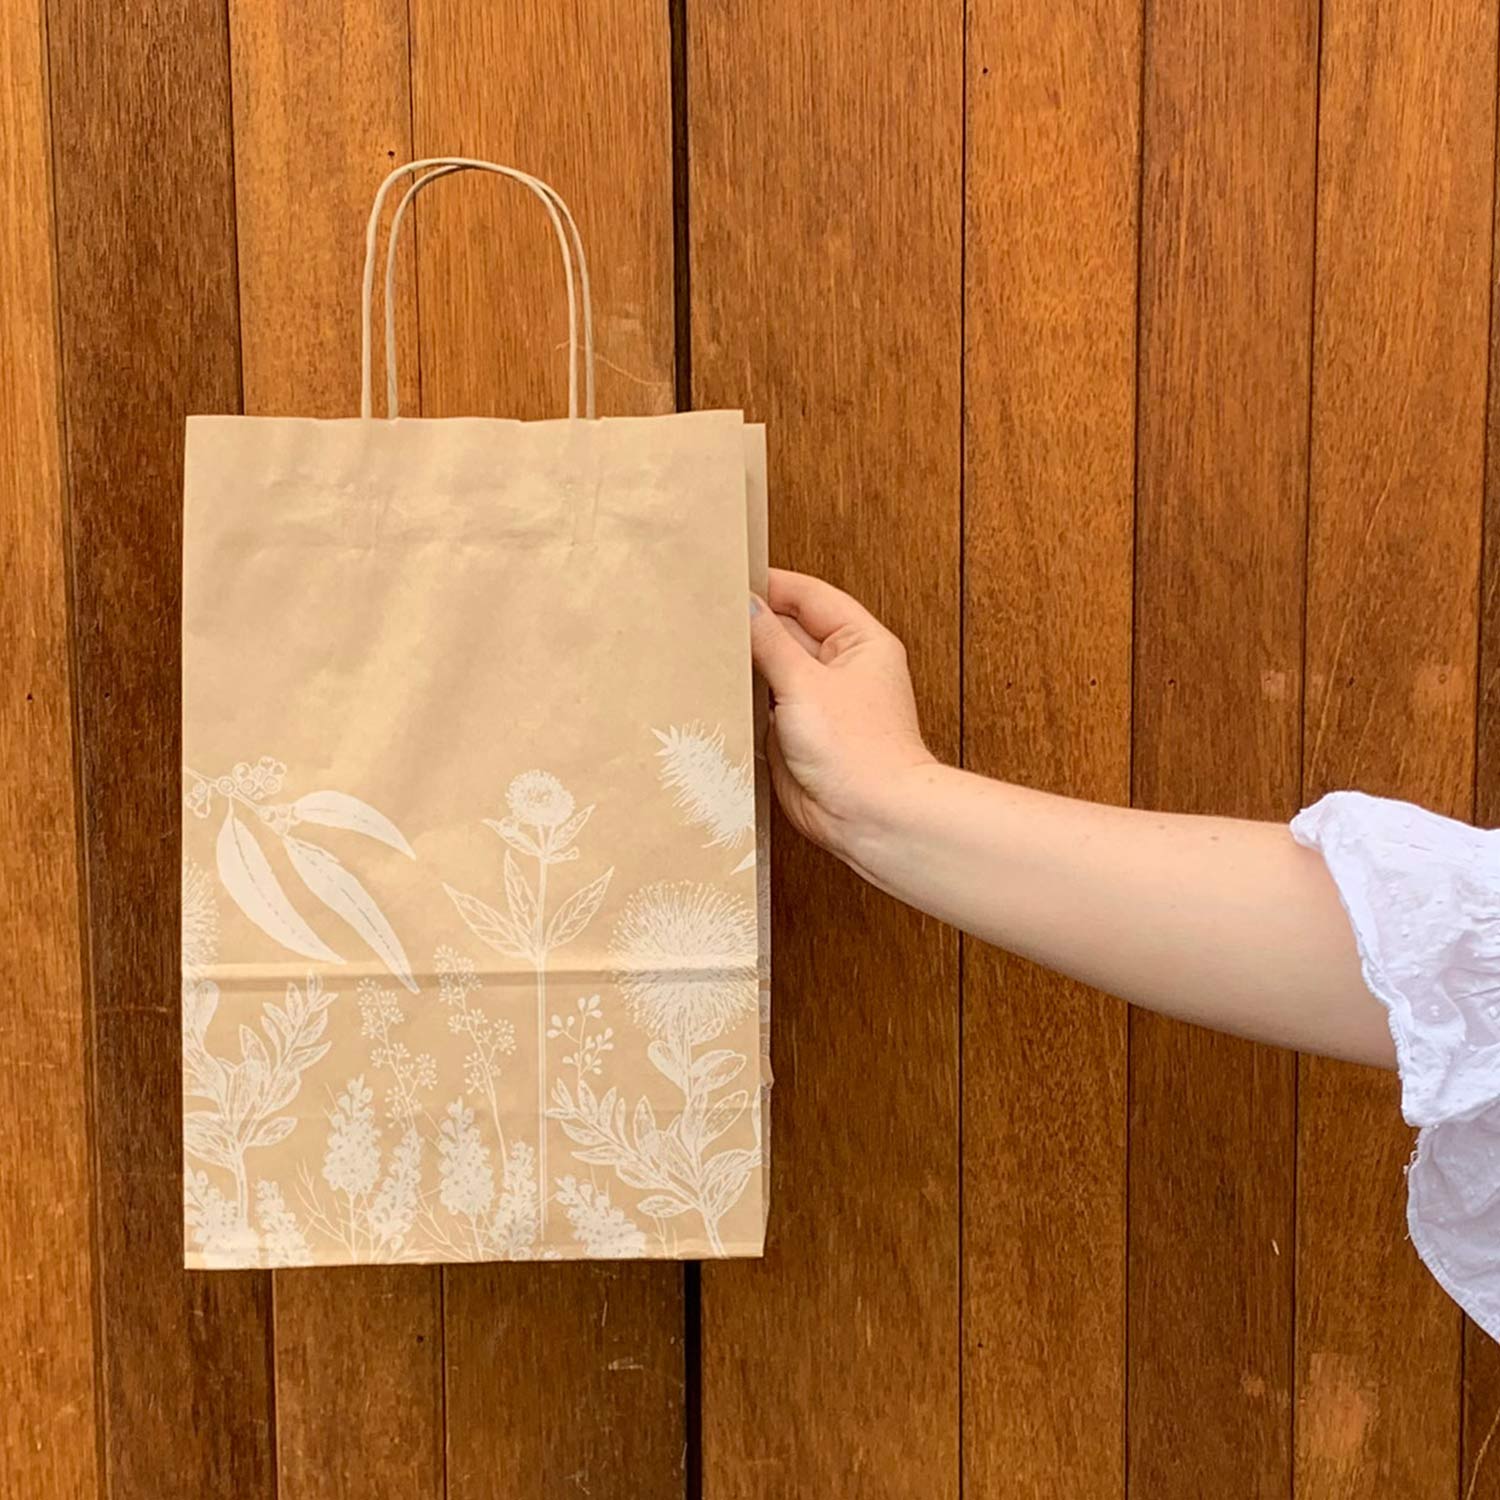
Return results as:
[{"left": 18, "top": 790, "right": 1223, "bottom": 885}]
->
[
  {"left": 767, "top": 568, "right": 885, "bottom": 643},
  {"left": 777, "top": 611, "right": 821, "bottom": 658},
  {"left": 750, "top": 596, "right": 817, "bottom": 698}
]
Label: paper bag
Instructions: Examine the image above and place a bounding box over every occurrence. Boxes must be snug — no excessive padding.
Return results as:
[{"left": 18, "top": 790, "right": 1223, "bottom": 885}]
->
[{"left": 180, "top": 159, "right": 770, "bottom": 1267}]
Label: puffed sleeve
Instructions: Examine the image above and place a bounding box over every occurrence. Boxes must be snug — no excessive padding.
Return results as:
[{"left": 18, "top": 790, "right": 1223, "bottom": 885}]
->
[{"left": 1292, "top": 791, "right": 1500, "bottom": 1339}]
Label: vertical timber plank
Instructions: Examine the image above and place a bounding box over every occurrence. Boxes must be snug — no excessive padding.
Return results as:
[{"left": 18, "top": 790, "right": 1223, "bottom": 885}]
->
[
  {"left": 0, "top": 0, "right": 100, "bottom": 1492},
  {"left": 691, "top": 0, "right": 964, "bottom": 1493},
  {"left": 1130, "top": 0, "right": 1317, "bottom": 1493},
  {"left": 45, "top": 0, "right": 275, "bottom": 1493},
  {"left": 409, "top": 3, "right": 687, "bottom": 1495},
  {"left": 1467, "top": 51, "right": 1500, "bottom": 1488},
  {"left": 226, "top": 3, "right": 445, "bottom": 1495},
  {"left": 962, "top": 0, "right": 1138, "bottom": 1493},
  {"left": 1299, "top": 0, "right": 1496, "bottom": 1493}
]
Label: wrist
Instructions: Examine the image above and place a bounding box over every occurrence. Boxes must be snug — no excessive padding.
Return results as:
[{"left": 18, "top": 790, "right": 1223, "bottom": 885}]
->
[{"left": 835, "top": 755, "right": 955, "bottom": 884}]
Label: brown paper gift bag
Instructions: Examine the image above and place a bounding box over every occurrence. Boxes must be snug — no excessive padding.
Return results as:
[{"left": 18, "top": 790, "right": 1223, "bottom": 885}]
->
[{"left": 180, "top": 159, "right": 770, "bottom": 1267}]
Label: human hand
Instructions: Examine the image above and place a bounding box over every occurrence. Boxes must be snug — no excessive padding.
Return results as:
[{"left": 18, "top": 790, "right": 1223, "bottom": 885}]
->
[{"left": 749, "top": 568, "right": 936, "bottom": 860}]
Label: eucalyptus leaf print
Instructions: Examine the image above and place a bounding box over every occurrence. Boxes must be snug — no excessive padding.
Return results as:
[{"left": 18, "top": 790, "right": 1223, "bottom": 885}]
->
[
  {"left": 289, "top": 789, "right": 415, "bottom": 856},
  {"left": 445, "top": 770, "right": 614, "bottom": 1227},
  {"left": 653, "top": 724, "right": 756, "bottom": 872},
  {"left": 216, "top": 808, "right": 339, "bottom": 963},
  {"left": 184, "top": 758, "right": 418, "bottom": 991},
  {"left": 284, "top": 837, "right": 412, "bottom": 987}
]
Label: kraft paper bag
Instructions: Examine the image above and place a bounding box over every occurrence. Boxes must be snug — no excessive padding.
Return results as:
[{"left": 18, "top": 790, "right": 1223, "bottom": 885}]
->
[{"left": 180, "top": 160, "right": 771, "bottom": 1267}]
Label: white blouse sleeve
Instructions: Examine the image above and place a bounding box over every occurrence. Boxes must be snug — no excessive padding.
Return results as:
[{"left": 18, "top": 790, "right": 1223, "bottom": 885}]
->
[{"left": 1292, "top": 790, "right": 1500, "bottom": 1340}]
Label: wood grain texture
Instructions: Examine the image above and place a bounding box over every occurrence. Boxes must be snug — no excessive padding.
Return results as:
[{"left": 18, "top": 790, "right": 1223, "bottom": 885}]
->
[
  {"left": 273, "top": 1271, "right": 444, "bottom": 1497},
  {"left": 1299, "top": 0, "right": 1496, "bottom": 1493},
  {"left": 962, "top": 2, "right": 1138, "bottom": 1492},
  {"left": 409, "top": 4, "right": 687, "bottom": 1495},
  {"left": 0, "top": 1, "right": 100, "bottom": 1494},
  {"left": 411, "top": 0, "right": 676, "bottom": 423},
  {"left": 1468, "top": 90, "right": 1500, "bottom": 1497},
  {"left": 230, "top": 0, "right": 420, "bottom": 421},
  {"left": 225, "top": 5, "right": 445, "bottom": 1494},
  {"left": 1130, "top": 0, "right": 1317, "bottom": 1493},
  {"left": 690, "top": 1, "right": 963, "bottom": 1492},
  {"left": 45, "top": 0, "right": 273, "bottom": 1494}
]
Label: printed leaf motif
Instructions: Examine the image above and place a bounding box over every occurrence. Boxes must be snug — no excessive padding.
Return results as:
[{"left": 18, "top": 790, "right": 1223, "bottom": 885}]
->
[
  {"left": 184, "top": 1112, "right": 237, "bottom": 1169},
  {"left": 545, "top": 867, "right": 614, "bottom": 951},
  {"left": 636, "top": 1194, "right": 693, "bottom": 1220},
  {"left": 614, "top": 1161, "right": 665, "bottom": 1192},
  {"left": 571, "top": 1144, "right": 629, "bottom": 1166},
  {"left": 701, "top": 1091, "right": 747, "bottom": 1148},
  {"left": 291, "top": 790, "right": 416, "bottom": 858},
  {"left": 285, "top": 836, "right": 418, "bottom": 993},
  {"left": 731, "top": 850, "right": 756, "bottom": 875},
  {"left": 692, "top": 1051, "right": 744, "bottom": 1094},
  {"left": 549, "top": 803, "right": 593, "bottom": 856},
  {"left": 216, "top": 809, "right": 339, "bottom": 963},
  {"left": 647, "top": 1041, "right": 684, "bottom": 1086},
  {"left": 503, "top": 851, "right": 540, "bottom": 936},
  {"left": 239, "top": 1025, "right": 270, "bottom": 1071},
  {"left": 444, "top": 882, "right": 536, "bottom": 962},
  {"left": 483, "top": 817, "right": 543, "bottom": 860},
  {"left": 701, "top": 1149, "right": 758, "bottom": 1221},
  {"left": 250, "top": 1116, "right": 297, "bottom": 1149}
]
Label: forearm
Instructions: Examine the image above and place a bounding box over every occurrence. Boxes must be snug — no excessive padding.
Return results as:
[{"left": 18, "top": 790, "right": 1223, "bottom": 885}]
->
[{"left": 844, "top": 765, "right": 1393, "bottom": 1067}]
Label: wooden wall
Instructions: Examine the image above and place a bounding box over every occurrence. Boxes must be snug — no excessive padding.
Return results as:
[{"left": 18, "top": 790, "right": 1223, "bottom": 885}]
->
[{"left": 4, "top": 0, "right": 1499, "bottom": 1494}]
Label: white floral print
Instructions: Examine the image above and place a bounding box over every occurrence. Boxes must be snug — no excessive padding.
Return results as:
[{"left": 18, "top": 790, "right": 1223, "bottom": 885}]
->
[
  {"left": 555, "top": 1175, "right": 648, "bottom": 1256},
  {"left": 612, "top": 881, "right": 758, "bottom": 1047},
  {"left": 183, "top": 744, "right": 766, "bottom": 1265},
  {"left": 653, "top": 724, "right": 754, "bottom": 870},
  {"left": 445, "top": 772, "right": 614, "bottom": 1227}
]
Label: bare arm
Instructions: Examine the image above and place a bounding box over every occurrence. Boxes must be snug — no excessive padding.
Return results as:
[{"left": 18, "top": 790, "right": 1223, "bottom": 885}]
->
[{"left": 749, "top": 569, "right": 1392, "bottom": 1069}]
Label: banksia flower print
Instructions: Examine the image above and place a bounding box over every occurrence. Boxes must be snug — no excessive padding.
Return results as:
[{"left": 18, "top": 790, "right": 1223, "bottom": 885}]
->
[{"left": 612, "top": 882, "right": 758, "bottom": 1047}]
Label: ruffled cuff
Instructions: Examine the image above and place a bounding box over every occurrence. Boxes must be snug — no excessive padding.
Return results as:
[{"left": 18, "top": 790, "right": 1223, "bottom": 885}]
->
[
  {"left": 1293, "top": 790, "right": 1500, "bottom": 1341},
  {"left": 1291, "top": 790, "right": 1500, "bottom": 1128}
]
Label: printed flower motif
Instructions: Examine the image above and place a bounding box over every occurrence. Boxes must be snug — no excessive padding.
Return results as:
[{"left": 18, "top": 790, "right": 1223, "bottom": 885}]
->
[
  {"left": 185, "top": 1170, "right": 244, "bottom": 1260},
  {"left": 436, "top": 944, "right": 481, "bottom": 1005},
  {"left": 358, "top": 979, "right": 405, "bottom": 1039},
  {"left": 611, "top": 882, "right": 758, "bottom": 1046},
  {"left": 489, "top": 1141, "right": 540, "bottom": 1256},
  {"left": 653, "top": 724, "right": 754, "bottom": 851},
  {"left": 182, "top": 859, "right": 219, "bottom": 982},
  {"left": 185, "top": 778, "right": 213, "bottom": 819},
  {"left": 506, "top": 770, "right": 575, "bottom": 828},
  {"left": 322, "top": 1077, "right": 381, "bottom": 1198},
  {"left": 438, "top": 1100, "right": 495, "bottom": 1219},
  {"left": 555, "top": 1175, "right": 648, "bottom": 1257},
  {"left": 255, "top": 1180, "right": 313, "bottom": 1267},
  {"left": 232, "top": 756, "right": 286, "bottom": 800},
  {"left": 369, "top": 1127, "right": 422, "bottom": 1244}
]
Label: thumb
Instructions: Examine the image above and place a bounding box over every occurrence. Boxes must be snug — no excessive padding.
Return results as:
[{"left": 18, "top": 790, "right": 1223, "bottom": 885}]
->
[{"left": 750, "top": 595, "right": 814, "bottom": 699}]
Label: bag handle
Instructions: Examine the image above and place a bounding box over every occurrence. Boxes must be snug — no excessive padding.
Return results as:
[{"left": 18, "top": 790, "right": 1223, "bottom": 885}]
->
[{"left": 360, "top": 158, "right": 596, "bottom": 421}]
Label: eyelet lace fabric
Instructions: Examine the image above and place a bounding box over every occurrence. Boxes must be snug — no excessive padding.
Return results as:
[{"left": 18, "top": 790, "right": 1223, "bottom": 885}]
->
[{"left": 1292, "top": 790, "right": 1500, "bottom": 1340}]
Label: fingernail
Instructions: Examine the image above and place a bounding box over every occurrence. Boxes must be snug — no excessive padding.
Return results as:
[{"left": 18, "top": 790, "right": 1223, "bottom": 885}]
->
[{"left": 749, "top": 595, "right": 762, "bottom": 616}]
